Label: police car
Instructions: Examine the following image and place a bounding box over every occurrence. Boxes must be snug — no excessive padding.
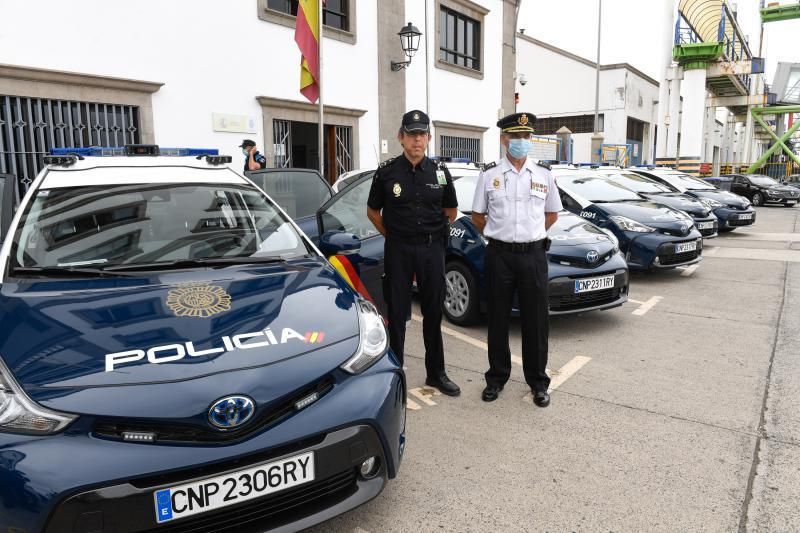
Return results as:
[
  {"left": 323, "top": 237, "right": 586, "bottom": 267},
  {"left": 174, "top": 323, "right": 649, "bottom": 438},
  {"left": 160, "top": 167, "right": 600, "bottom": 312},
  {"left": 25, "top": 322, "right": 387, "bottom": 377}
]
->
[
  {"left": 629, "top": 167, "right": 756, "bottom": 232},
  {"left": 0, "top": 146, "right": 405, "bottom": 532},
  {"left": 553, "top": 167, "right": 703, "bottom": 271},
  {"left": 590, "top": 167, "right": 719, "bottom": 238},
  {"left": 444, "top": 166, "right": 629, "bottom": 325}
]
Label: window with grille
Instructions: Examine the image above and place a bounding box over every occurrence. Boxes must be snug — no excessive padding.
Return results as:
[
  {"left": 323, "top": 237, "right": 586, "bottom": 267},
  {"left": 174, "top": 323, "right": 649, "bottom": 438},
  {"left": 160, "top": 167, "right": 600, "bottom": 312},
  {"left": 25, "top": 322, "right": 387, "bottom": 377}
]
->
[
  {"left": 535, "top": 114, "right": 603, "bottom": 135},
  {"left": 0, "top": 95, "right": 140, "bottom": 196},
  {"left": 439, "top": 6, "right": 481, "bottom": 71},
  {"left": 267, "top": 0, "right": 349, "bottom": 31},
  {"left": 440, "top": 135, "right": 481, "bottom": 162}
]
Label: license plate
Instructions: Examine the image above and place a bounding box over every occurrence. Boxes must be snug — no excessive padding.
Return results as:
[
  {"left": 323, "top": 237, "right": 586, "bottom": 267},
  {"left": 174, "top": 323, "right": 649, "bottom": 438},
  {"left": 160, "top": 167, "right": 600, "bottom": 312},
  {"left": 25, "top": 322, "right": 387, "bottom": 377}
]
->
[
  {"left": 154, "top": 452, "right": 315, "bottom": 523},
  {"left": 675, "top": 241, "right": 697, "bottom": 253},
  {"left": 739, "top": 213, "right": 753, "bottom": 220},
  {"left": 697, "top": 221, "right": 716, "bottom": 230},
  {"left": 574, "top": 275, "right": 615, "bottom": 294}
]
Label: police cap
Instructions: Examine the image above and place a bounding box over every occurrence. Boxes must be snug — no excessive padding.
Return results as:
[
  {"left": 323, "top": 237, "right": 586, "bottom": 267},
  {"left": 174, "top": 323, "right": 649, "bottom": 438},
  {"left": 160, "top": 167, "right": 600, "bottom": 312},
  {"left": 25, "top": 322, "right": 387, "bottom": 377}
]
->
[
  {"left": 497, "top": 112, "right": 536, "bottom": 133},
  {"left": 401, "top": 110, "right": 430, "bottom": 133},
  {"left": 238, "top": 139, "right": 256, "bottom": 148}
]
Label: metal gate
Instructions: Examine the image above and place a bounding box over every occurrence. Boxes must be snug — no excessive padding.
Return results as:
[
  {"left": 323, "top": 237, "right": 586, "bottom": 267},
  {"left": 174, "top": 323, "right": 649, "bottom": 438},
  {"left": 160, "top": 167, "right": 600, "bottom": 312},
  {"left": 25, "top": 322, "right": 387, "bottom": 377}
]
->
[
  {"left": 272, "top": 119, "right": 292, "bottom": 168},
  {"left": 440, "top": 135, "right": 481, "bottom": 162},
  {"left": 334, "top": 125, "right": 353, "bottom": 177},
  {"left": 0, "top": 95, "right": 140, "bottom": 198}
]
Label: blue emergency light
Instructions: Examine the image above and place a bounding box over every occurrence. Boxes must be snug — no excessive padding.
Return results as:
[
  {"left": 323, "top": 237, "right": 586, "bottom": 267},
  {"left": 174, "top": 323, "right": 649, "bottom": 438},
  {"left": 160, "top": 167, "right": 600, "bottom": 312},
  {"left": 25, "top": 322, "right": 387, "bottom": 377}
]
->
[{"left": 49, "top": 145, "right": 219, "bottom": 157}]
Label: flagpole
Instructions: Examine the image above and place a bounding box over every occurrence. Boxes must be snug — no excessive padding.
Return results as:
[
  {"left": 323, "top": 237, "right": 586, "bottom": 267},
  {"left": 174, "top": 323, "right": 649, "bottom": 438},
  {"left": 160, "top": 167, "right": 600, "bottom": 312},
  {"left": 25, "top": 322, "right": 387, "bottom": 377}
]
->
[{"left": 318, "top": 0, "right": 325, "bottom": 179}]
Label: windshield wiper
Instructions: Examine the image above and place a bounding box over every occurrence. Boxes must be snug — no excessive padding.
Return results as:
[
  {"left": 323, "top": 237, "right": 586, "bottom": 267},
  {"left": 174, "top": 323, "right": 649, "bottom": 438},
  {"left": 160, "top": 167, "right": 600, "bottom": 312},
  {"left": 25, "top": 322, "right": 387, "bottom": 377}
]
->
[
  {"left": 10, "top": 266, "right": 137, "bottom": 278},
  {"left": 592, "top": 199, "right": 641, "bottom": 203},
  {"left": 102, "top": 256, "right": 291, "bottom": 272}
]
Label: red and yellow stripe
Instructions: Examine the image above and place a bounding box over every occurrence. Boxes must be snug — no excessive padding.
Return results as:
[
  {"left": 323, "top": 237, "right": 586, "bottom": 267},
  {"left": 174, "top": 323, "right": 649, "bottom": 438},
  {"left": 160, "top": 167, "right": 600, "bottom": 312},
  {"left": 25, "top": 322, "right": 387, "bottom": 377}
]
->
[
  {"left": 304, "top": 331, "right": 326, "bottom": 344},
  {"left": 294, "top": 0, "right": 322, "bottom": 103},
  {"left": 329, "top": 255, "right": 375, "bottom": 304}
]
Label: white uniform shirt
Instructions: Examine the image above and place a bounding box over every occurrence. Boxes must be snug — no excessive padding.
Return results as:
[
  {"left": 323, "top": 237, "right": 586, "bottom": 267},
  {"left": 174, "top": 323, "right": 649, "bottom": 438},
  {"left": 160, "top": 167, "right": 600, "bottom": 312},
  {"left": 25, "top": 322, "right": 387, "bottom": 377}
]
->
[{"left": 471, "top": 157, "right": 563, "bottom": 243}]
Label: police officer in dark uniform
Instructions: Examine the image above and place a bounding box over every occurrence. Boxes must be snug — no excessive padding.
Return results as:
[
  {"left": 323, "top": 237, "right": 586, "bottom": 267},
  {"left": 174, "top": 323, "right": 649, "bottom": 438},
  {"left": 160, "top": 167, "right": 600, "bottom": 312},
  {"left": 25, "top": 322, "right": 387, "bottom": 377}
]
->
[
  {"left": 471, "top": 112, "right": 562, "bottom": 407},
  {"left": 239, "top": 139, "right": 267, "bottom": 173},
  {"left": 366, "top": 110, "right": 461, "bottom": 396}
]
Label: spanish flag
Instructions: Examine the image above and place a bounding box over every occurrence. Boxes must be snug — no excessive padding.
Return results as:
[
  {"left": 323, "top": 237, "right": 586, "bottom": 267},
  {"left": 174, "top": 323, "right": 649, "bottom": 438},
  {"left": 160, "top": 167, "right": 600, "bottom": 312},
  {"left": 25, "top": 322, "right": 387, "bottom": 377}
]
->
[{"left": 295, "top": 0, "right": 322, "bottom": 103}]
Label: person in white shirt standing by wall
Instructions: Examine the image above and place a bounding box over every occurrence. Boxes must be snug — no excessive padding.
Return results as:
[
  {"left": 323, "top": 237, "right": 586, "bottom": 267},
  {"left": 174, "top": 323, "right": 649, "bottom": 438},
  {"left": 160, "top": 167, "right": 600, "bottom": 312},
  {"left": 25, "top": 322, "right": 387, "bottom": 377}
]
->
[{"left": 470, "top": 112, "right": 562, "bottom": 407}]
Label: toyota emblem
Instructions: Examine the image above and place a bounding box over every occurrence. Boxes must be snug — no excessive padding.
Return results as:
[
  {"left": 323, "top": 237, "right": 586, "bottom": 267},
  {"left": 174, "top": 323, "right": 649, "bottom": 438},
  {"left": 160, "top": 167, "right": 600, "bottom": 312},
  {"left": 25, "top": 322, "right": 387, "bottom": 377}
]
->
[
  {"left": 586, "top": 250, "right": 599, "bottom": 263},
  {"left": 208, "top": 395, "right": 256, "bottom": 429}
]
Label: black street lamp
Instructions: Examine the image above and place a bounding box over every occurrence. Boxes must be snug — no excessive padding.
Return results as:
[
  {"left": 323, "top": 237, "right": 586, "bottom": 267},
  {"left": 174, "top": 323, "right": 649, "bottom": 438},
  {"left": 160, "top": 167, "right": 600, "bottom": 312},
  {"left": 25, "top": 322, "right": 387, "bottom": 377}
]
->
[{"left": 391, "top": 22, "right": 422, "bottom": 71}]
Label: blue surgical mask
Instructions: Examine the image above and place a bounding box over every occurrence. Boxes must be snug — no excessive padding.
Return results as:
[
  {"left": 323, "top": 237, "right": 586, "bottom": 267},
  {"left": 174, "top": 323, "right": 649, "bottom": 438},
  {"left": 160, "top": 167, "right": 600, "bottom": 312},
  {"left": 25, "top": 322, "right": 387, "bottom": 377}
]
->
[
  {"left": 507, "top": 139, "right": 531, "bottom": 159},
  {"left": 242, "top": 149, "right": 250, "bottom": 156}
]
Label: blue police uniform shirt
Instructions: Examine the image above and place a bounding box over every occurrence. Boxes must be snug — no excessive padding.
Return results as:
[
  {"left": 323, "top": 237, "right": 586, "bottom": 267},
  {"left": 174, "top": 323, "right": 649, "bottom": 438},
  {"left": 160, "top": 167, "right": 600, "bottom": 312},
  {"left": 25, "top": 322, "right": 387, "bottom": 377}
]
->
[
  {"left": 472, "top": 157, "right": 562, "bottom": 243},
  {"left": 244, "top": 151, "right": 267, "bottom": 172}
]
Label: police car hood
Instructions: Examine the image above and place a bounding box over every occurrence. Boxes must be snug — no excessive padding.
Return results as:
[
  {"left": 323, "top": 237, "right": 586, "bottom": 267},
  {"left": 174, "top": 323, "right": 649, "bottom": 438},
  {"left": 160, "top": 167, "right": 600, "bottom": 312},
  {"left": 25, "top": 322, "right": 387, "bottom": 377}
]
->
[
  {"left": 641, "top": 193, "right": 711, "bottom": 217},
  {"left": 0, "top": 259, "right": 362, "bottom": 413},
  {"left": 548, "top": 212, "right": 616, "bottom": 252},
  {"left": 689, "top": 189, "right": 751, "bottom": 208},
  {"left": 596, "top": 200, "right": 689, "bottom": 229}
]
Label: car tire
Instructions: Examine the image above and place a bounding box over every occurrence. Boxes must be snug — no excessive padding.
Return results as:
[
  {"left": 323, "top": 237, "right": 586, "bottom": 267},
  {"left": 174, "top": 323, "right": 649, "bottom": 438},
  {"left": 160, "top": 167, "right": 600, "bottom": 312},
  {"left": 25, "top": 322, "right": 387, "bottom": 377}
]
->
[
  {"left": 784, "top": 203, "right": 796, "bottom": 208},
  {"left": 751, "top": 192, "right": 763, "bottom": 206},
  {"left": 443, "top": 261, "right": 480, "bottom": 326}
]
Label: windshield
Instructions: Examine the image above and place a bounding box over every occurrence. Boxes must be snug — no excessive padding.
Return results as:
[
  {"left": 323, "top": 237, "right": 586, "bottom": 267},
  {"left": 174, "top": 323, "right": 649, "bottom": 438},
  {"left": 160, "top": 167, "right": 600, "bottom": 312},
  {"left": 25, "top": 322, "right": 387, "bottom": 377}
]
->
[
  {"left": 661, "top": 172, "right": 715, "bottom": 190},
  {"left": 749, "top": 175, "right": 780, "bottom": 187},
  {"left": 557, "top": 175, "right": 643, "bottom": 202},
  {"left": 453, "top": 174, "right": 480, "bottom": 212},
  {"left": 602, "top": 172, "right": 672, "bottom": 193},
  {"left": 247, "top": 170, "right": 332, "bottom": 219},
  {"left": 11, "top": 183, "right": 308, "bottom": 270}
]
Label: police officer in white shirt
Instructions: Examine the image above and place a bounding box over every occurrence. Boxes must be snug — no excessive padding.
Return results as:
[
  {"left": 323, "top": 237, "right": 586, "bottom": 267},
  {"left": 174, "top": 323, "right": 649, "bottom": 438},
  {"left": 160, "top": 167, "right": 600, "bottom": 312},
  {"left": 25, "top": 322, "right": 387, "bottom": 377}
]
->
[{"left": 471, "top": 112, "right": 562, "bottom": 407}]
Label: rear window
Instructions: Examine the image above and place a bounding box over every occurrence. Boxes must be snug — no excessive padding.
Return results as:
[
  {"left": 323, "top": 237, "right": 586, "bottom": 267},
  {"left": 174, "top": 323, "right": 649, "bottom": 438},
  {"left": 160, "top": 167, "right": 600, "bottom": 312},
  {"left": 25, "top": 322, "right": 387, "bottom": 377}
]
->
[{"left": 248, "top": 170, "right": 332, "bottom": 219}]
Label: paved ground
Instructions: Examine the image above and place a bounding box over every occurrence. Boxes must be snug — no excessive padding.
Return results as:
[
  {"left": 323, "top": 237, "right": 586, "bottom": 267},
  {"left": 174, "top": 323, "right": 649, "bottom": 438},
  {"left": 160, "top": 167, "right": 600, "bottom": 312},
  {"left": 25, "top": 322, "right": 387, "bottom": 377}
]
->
[{"left": 306, "top": 206, "right": 800, "bottom": 533}]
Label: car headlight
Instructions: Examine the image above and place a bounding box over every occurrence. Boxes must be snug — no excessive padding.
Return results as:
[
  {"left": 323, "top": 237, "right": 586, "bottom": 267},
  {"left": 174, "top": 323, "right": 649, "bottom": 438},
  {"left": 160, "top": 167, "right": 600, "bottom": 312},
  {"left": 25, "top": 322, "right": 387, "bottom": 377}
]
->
[
  {"left": 699, "top": 197, "right": 723, "bottom": 208},
  {"left": 340, "top": 299, "right": 389, "bottom": 374},
  {"left": 609, "top": 215, "right": 656, "bottom": 233},
  {"left": 599, "top": 228, "right": 619, "bottom": 252},
  {"left": 0, "top": 356, "right": 76, "bottom": 435},
  {"left": 766, "top": 189, "right": 777, "bottom": 196}
]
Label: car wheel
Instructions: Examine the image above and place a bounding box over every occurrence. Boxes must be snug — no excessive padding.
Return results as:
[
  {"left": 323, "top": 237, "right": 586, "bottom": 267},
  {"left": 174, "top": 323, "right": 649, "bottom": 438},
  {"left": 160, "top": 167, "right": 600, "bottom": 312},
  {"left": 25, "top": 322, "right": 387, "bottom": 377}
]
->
[
  {"left": 751, "top": 192, "right": 763, "bottom": 206},
  {"left": 784, "top": 203, "right": 796, "bottom": 208},
  {"left": 443, "top": 261, "right": 480, "bottom": 326}
]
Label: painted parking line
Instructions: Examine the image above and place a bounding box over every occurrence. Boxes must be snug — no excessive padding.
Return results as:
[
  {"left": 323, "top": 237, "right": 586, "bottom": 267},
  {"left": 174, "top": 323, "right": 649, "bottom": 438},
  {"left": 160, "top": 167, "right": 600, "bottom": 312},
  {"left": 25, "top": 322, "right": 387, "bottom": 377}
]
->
[
  {"left": 680, "top": 264, "right": 700, "bottom": 277},
  {"left": 411, "top": 313, "right": 523, "bottom": 365},
  {"left": 704, "top": 246, "right": 719, "bottom": 256},
  {"left": 629, "top": 296, "right": 663, "bottom": 316},
  {"left": 522, "top": 355, "right": 592, "bottom": 402},
  {"left": 409, "top": 387, "right": 439, "bottom": 406},
  {"left": 406, "top": 399, "right": 422, "bottom": 411}
]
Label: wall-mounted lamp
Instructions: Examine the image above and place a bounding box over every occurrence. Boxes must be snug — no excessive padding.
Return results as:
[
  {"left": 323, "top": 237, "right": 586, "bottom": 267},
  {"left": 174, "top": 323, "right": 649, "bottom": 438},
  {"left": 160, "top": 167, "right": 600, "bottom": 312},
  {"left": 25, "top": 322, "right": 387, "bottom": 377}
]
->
[{"left": 391, "top": 22, "right": 422, "bottom": 71}]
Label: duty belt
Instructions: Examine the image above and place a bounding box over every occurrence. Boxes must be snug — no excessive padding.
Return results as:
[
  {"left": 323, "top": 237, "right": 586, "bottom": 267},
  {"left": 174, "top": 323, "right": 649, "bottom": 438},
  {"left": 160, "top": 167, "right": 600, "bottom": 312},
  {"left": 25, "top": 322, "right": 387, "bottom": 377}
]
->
[{"left": 488, "top": 238, "right": 548, "bottom": 253}]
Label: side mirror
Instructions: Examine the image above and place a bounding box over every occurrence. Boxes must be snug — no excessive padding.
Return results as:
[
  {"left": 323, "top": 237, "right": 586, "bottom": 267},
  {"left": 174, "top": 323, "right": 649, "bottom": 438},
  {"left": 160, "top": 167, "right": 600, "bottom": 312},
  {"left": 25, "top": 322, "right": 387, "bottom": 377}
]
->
[{"left": 319, "top": 231, "right": 361, "bottom": 257}]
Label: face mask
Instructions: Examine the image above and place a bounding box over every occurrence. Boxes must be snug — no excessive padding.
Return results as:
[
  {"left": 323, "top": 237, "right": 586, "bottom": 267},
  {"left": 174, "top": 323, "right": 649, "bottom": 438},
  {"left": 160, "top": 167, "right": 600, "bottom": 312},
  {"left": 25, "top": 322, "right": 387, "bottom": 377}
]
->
[
  {"left": 242, "top": 149, "right": 250, "bottom": 156},
  {"left": 507, "top": 139, "right": 531, "bottom": 159}
]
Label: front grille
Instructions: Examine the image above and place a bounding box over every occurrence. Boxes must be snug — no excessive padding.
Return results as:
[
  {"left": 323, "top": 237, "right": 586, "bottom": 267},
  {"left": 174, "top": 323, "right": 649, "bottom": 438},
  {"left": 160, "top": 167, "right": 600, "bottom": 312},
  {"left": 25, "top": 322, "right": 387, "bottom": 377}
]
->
[
  {"left": 152, "top": 468, "right": 358, "bottom": 533},
  {"left": 549, "top": 287, "right": 621, "bottom": 311},
  {"left": 698, "top": 225, "right": 717, "bottom": 236},
  {"left": 94, "top": 378, "right": 334, "bottom": 445},
  {"left": 549, "top": 250, "right": 614, "bottom": 268},
  {"left": 658, "top": 249, "right": 700, "bottom": 266},
  {"left": 655, "top": 227, "right": 691, "bottom": 237}
]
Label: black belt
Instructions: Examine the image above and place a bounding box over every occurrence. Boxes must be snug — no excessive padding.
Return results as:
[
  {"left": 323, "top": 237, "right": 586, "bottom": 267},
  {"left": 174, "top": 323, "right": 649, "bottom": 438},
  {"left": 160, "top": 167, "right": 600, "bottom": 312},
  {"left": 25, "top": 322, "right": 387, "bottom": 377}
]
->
[
  {"left": 387, "top": 233, "right": 442, "bottom": 245},
  {"left": 488, "top": 238, "right": 547, "bottom": 253}
]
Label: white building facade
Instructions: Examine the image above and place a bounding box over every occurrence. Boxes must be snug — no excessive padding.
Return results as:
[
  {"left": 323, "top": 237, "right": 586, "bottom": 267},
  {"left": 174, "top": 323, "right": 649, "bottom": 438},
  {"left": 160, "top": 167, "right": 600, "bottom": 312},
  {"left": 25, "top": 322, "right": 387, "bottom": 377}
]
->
[
  {"left": 0, "top": 0, "right": 515, "bottom": 194},
  {"left": 515, "top": 35, "right": 660, "bottom": 166}
]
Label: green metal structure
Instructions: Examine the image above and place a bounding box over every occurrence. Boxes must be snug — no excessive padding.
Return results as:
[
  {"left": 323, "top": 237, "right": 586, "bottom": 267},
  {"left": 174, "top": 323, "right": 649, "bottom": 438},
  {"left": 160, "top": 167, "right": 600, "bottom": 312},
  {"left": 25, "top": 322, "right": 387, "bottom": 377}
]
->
[
  {"left": 760, "top": 3, "right": 800, "bottom": 23},
  {"left": 746, "top": 105, "right": 800, "bottom": 172}
]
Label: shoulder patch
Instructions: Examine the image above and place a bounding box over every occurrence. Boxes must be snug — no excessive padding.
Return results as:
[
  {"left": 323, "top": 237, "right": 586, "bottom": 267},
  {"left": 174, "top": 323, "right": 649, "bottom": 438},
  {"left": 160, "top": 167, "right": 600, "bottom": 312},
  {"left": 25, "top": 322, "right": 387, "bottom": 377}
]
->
[
  {"left": 437, "top": 161, "right": 447, "bottom": 170},
  {"left": 481, "top": 161, "right": 497, "bottom": 172},
  {"left": 536, "top": 160, "right": 552, "bottom": 170}
]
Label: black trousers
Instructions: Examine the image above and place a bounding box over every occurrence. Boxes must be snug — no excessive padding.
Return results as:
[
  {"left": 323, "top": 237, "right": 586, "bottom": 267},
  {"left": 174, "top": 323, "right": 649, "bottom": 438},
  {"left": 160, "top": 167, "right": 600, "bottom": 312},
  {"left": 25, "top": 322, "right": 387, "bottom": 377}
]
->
[
  {"left": 383, "top": 236, "right": 446, "bottom": 377},
  {"left": 485, "top": 243, "right": 550, "bottom": 393}
]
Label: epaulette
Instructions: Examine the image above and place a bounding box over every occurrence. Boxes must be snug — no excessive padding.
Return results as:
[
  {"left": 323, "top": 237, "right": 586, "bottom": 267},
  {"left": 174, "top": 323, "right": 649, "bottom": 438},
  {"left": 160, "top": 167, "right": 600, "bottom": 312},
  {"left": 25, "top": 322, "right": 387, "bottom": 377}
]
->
[
  {"left": 378, "top": 156, "right": 399, "bottom": 169},
  {"left": 481, "top": 161, "right": 497, "bottom": 172},
  {"left": 437, "top": 160, "right": 447, "bottom": 170},
  {"left": 536, "top": 160, "right": 552, "bottom": 170}
]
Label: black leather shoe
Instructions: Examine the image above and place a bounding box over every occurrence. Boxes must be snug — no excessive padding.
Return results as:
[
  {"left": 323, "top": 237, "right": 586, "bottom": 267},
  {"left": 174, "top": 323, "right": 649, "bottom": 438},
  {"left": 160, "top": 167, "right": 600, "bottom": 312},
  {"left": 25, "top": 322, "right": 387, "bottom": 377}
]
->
[
  {"left": 533, "top": 391, "right": 550, "bottom": 408},
  {"left": 482, "top": 385, "right": 503, "bottom": 402},
  {"left": 425, "top": 374, "right": 461, "bottom": 397}
]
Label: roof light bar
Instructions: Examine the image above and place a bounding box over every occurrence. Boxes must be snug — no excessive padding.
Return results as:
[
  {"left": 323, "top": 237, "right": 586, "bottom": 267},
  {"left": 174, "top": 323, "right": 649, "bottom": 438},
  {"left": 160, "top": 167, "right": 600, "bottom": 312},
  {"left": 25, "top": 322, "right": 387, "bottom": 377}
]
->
[
  {"left": 49, "top": 146, "right": 221, "bottom": 157},
  {"left": 42, "top": 155, "right": 79, "bottom": 167}
]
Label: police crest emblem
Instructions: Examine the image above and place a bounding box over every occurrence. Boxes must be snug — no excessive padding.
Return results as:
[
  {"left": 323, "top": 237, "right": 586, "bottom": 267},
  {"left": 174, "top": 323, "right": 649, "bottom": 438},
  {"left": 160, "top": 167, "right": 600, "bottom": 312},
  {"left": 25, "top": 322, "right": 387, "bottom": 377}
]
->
[
  {"left": 393, "top": 183, "right": 402, "bottom": 197},
  {"left": 166, "top": 282, "right": 232, "bottom": 318},
  {"left": 413, "top": 112, "right": 420, "bottom": 120},
  {"left": 493, "top": 178, "right": 501, "bottom": 189},
  {"left": 518, "top": 114, "right": 529, "bottom": 126}
]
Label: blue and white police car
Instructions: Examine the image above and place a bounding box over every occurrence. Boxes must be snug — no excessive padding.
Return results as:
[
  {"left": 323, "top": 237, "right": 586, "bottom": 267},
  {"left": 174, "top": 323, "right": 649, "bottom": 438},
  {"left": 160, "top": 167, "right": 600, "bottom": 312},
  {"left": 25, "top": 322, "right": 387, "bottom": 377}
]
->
[{"left": 0, "top": 146, "right": 405, "bottom": 532}]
